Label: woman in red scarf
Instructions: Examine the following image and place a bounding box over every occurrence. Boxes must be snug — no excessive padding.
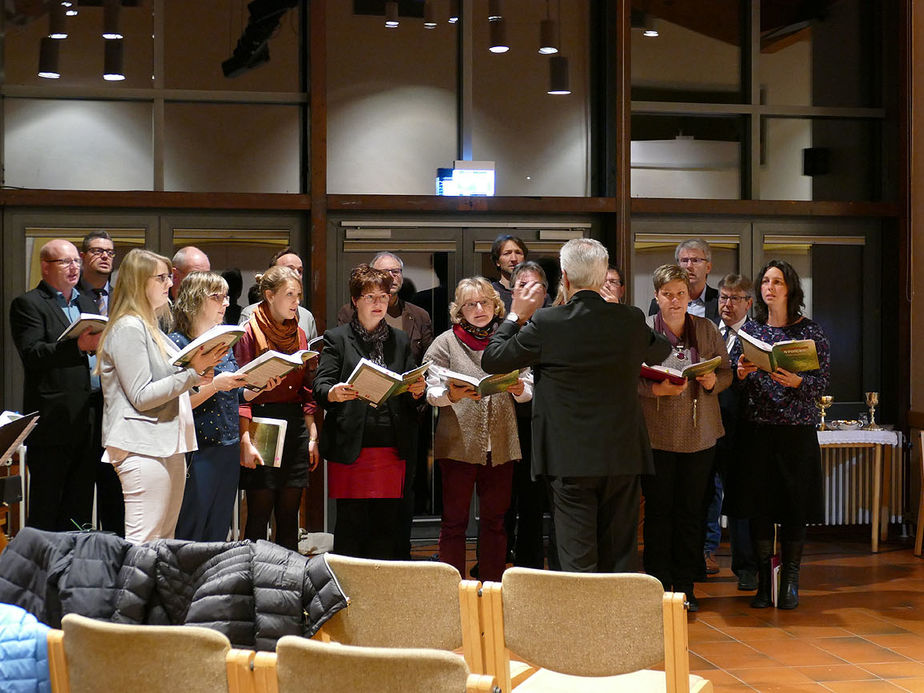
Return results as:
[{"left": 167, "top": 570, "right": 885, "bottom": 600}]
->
[
  {"left": 423, "top": 277, "right": 532, "bottom": 582},
  {"left": 235, "top": 265, "right": 319, "bottom": 551}
]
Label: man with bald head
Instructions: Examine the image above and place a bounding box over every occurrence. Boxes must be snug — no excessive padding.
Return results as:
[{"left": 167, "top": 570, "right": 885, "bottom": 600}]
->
[
  {"left": 9, "top": 239, "right": 104, "bottom": 530},
  {"left": 239, "top": 247, "right": 318, "bottom": 340},
  {"left": 171, "top": 245, "right": 211, "bottom": 301}
]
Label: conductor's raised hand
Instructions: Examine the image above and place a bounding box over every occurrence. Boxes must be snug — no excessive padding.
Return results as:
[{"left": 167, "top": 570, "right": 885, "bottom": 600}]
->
[
  {"left": 737, "top": 355, "right": 758, "bottom": 380},
  {"left": 510, "top": 281, "right": 544, "bottom": 323},
  {"left": 328, "top": 382, "right": 359, "bottom": 402}
]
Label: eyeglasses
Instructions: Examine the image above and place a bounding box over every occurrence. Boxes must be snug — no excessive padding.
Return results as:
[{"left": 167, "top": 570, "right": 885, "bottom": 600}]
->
[
  {"left": 87, "top": 248, "right": 116, "bottom": 258},
  {"left": 380, "top": 267, "right": 402, "bottom": 276},
  {"left": 719, "top": 294, "right": 749, "bottom": 303},
  {"left": 462, "top": 299, "right": 490, "bottom": 310},
  {"left": 678, "top": 257, "right": 708, "bottom": 266},
  {"left": 359, "top": 293, "right": 390, "bottom": 304},
  {"left": 208, "top": 292, "right": 230, "bottom": 304},
  {"left": 151, "top": 273, "right": 172, "bottom": 284},
  {"left": 604, "top": 278, "right": 623, "bottom": 287},
  {"left": 43, "top": 258, "right": 81, "bottom": 268}
]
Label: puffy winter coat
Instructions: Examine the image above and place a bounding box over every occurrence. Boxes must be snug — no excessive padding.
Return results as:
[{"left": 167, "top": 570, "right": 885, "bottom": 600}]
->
[
  {"left": 0, "top": 528, "right": 347, "bottom": 651},
  {"left": 0, "top": 602, "right": 51, "bottom": 693}
]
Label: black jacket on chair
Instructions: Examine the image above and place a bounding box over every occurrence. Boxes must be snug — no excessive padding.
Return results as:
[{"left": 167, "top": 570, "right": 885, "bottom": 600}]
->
[
  {"left": 313, "top": 324, "right": 419, "bottom": 466},
  {"left": 482, "top": 290, "right": 671, "bottom": 478}
]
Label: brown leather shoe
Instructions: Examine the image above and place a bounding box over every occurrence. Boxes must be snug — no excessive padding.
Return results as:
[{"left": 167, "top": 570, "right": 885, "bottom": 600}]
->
[{"left": 704, "top": 551, "right": 720, "bottom": 575}]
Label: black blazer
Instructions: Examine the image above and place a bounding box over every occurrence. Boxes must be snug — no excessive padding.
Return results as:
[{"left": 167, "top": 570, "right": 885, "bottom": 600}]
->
[
  {"left": 9, "top": 281, "right": 100, "bottom": 442},
  {"left": 648, "top": 284, "right": 720, "bottom": 324},
  {"left": 313, "top": 324, "right": 419, "bottom": 466},
  {"left": 482, "top": 290, "right": 671, "bottom": 478}
]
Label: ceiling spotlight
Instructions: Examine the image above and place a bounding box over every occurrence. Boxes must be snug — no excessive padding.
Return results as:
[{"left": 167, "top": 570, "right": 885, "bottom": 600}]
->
[
  {"left": 424, "top": 0, "right": 437, "bottom": 28},
  {"left": 49, "top": 2, "right": 67, "bottom": 39},
  {"left": 448, "top": 0, "right": 459, "bottom": 23},
  {"left": 548, "top": 55, "right": 570, "bottom": 95},
  {"left": 61, "top": 0, "right": 77, "bottom": 13},
  {"left": 384, "top": 0, "right": 399, "bottom": 28},
  {"left": 103, "top": 0, "right": 123, "bottom": 40},
  {"left": 489, "top": 17, "right": 508, "bottom": 53},
  {"left": 38, "top": 37, "right": 61, "bottom": 79},
  {"left": 539, "top": 19, "right": 558, "bottom": 54},
  {"left": 488, "top": 0, "right": 503, "bottom": 22},
  {"left": 103, "top": 38, "right": 125, "bottom": 81}
]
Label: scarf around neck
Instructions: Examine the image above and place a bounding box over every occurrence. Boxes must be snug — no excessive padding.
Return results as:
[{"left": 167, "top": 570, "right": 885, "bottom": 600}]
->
[
  {"left": 351, "top": 314, "right": 390, "bottom": 365},
  {"left": 249, "top": 302, "right": 300, "bottom": 356},
  {"left": 453, "top": 318, "right": 498, "bottom": 351},
  {"left": 653, "top": 310, "right": 700, "bottom": 363}
]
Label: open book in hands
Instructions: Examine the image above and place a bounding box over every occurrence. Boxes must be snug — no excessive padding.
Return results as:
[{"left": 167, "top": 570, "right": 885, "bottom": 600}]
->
[
  {"left": 235, "top": 349, "right": 318, "bottom": 389},
  {"left": 640, "top": 355, "right": 723, "bottom": 386},
  {"left": 171, "top": 324, "right": 245, "bottom": 368},
  {"left": 346, "top": 358, "right": 430, "bottom": 407},
  {"left": 738, "top": 330, "right": 819, "bottom": 373},
  {"left": 429, "top": 364, "right": 521, "bottom": 397},
  {"left": 57, "top": 314, "right": 107, "bottom": 342}
]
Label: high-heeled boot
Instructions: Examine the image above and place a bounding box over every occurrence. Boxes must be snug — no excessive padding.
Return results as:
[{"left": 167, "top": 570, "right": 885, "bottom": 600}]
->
[
  {"left": 750, "top": 539, "right": 774, "bottom": 609},
  {"left": 778, "top": 540, "right": 804, "bottom": 610}
]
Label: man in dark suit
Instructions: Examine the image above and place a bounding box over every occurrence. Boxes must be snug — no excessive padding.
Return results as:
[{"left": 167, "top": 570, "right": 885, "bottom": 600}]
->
[
  {"left": 9, "top": 239, "right": 103, "bottom": 530},
  {"left": 648, "top": 238, "right": 719, "bottom": 324},
  {"left": 483, "top": 238, "right": 671, "bottom": 572}
]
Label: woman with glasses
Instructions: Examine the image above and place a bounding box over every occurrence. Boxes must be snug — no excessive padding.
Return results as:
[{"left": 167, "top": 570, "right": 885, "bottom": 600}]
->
[
  {"left": 234, "top": 265, "right": 319, "bottom": 551},
  {"left": 728, "top": 260, "right": 830, "bottom": 610},
  {"left": 97, "top": 249, "right": 226, "bottom": 543},
  {"left": 169, "top": 271, "right": 268, "bottom": 542},
  {"left": 638, "top": 264, "right": 732, "bottom": 611},
  {"left": 313, "top": 264, "right": 426, "bottom": 558},
  {"left": 422, "top": 277, "right": 532, "bottom": 582}
]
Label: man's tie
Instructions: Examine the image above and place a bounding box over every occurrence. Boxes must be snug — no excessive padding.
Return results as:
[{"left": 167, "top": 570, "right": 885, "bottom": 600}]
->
[{"left": 93, "top": 288, "right": 108, "bottom": 316}]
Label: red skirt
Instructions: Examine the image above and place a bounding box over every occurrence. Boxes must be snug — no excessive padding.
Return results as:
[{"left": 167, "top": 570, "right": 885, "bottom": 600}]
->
[{"left": 327, "top": 447, "right": 406, "bottom": 499}]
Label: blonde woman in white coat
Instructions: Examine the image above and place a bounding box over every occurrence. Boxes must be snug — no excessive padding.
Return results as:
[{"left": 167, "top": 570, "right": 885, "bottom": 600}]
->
[{"left": 97, "top": 249, "right": 225, "bottom": 543}]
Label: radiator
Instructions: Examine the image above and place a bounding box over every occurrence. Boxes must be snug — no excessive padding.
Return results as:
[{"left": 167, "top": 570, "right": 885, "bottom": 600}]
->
[{"left": 820, "top": 444, "right": 904, "bottom": 526}]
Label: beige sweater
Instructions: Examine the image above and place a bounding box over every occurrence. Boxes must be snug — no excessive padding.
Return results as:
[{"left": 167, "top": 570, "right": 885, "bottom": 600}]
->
[
  {"left": 638, "top": 315, "right": 732, "bottom": 453},
  {"left": 423, "top": 329, "right": 527, "bottom": 466}
]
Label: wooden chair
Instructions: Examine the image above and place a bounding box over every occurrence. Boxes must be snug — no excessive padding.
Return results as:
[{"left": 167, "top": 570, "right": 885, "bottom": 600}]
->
[
  {"left": 480, "top": 567, "right": 713, "bottom": 692},
  {"left": 318, "top": 553, "right": 482, "bottom": 671},
  {"left": 47, "top": 613, "right": 254, "bottom": 693},
  {"left": 252, "top": 636, "right": 498, "bottom": 693}
]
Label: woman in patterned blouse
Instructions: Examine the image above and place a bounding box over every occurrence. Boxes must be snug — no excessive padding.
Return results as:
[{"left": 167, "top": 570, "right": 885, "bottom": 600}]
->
[{"left": 729, "top": 260, "right": 831, "bottom": 610}]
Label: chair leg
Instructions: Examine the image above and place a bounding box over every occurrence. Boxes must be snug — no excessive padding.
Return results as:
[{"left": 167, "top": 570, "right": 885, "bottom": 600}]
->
[{"left": 47, "top": 630, "right": 70, "bottom": 693}]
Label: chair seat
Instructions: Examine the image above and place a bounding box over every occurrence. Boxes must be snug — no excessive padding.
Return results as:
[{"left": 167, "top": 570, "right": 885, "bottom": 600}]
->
[{"left": 510, "top": 667, "right": 714, "bottom": 692}]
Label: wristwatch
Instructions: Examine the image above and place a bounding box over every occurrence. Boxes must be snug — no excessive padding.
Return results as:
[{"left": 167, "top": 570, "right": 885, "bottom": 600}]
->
[{"left": 506, "top": 312, "right": 520, "bottom": 323}]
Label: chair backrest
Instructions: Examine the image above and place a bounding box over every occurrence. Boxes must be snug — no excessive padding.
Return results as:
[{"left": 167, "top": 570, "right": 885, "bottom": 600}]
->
[
  {"left": 59, "top": 613, "right": 232, "bottom": 693},
  {"left": 321, "top": 553, "right": 463, "bottom": 650},
  {"left": 273, "top": 636, "right": 473, "bottom": 693},
  {"left": 500, "top": 568, "right": 666, "bottom": 677}
]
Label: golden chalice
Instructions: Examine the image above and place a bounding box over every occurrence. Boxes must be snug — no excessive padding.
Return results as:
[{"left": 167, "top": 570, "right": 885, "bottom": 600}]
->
[
  {"left": 864, "top": 392, "right": 881, "bottom": 430},
  {"left": 817, "top": 395, "right": 833, "bottom": 431}
]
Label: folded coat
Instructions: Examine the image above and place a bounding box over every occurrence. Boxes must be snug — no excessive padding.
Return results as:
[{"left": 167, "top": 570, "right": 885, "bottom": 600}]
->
[{"left": 0, "top": 527, "right": 347, "bottom": 652}]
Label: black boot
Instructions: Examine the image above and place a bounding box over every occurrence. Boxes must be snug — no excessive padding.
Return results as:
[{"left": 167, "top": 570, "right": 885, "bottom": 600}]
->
[
  {"left": 750, "top": 539, "right": 774, "bottom": 609},
  {"left": 778, "top": 540, "right": 804, "bottom": 610}
]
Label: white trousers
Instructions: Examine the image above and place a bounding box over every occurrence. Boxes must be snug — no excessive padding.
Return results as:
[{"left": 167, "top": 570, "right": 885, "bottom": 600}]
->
[{"left": 113, "top": 452, "right": 186, "bottom": 544}]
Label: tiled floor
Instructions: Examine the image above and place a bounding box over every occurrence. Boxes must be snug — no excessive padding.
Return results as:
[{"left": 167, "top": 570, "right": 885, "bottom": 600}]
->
[{"left": 413, "top": 535, "right": 924, "bottom": 692}]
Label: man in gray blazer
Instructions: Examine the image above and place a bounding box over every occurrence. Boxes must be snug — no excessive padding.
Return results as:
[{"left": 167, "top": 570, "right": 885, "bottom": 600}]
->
[
  {"left": 482, "top": 238, "right": 671, "bottom": 572},
  {"left": 9, "top": 239, "right": 102, "bottom": 530}
]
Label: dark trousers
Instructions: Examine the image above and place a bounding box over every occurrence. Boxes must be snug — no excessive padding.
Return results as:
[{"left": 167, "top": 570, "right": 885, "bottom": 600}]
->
[
  {"left": 334, "top": 498, "right": 403, "bottom": 560},
  {"left": 439, "top": 458, "right": 514, "bottom": 583},
  {"left": 547, "top": 474, "right": 641, "bottom": 573},
  {"left": 26, "top": 440, "right": 97, "bottom": 531},
  {"left": 175, "top": 443, "right": 241, "bottom": 542},
  {"left": 92, "top": 401, "right": 123, "bottom": 535},
  {"left": 642, "top": 447, "right": 715, "bottom": 591}
]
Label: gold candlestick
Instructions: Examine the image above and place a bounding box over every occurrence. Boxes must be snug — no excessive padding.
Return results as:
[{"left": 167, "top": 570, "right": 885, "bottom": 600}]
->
[
  {"left": 817, "top": 395, "right": 833, "bottom": 431},
  {"left": 864, "top": 392, "right": 881, "bottom": 430}
]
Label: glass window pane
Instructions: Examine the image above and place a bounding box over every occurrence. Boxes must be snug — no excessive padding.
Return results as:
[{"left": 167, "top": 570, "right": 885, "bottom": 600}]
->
[
  {"left": 4, "top": 99, "right": 153, "bottom": 191},
  {"left": 164, "top": 0, "right": 302, "bottom": 91},
  {"left": 4, "top": 4, "right": 153, "bottom": 88},
  {"left": 759, "top": 118, "right": 878, "bottom": 201},
  {"left": 164, "top": 103, "right": 301, "bottom": 193},
  {"left": 631, "top": 0, "right": 743, "bottom": 103},
  {"left": 472, "top": 0, "right": 590, "bottom": 196},
  {"left": 326, "top": 0, "right": 457, "bottom": 194},
  {"left": 631, "top": 115, "right": 744, "bottom": 199},
  {"left": 760, "top": 0, "right": 878, "bottom": 107}
]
